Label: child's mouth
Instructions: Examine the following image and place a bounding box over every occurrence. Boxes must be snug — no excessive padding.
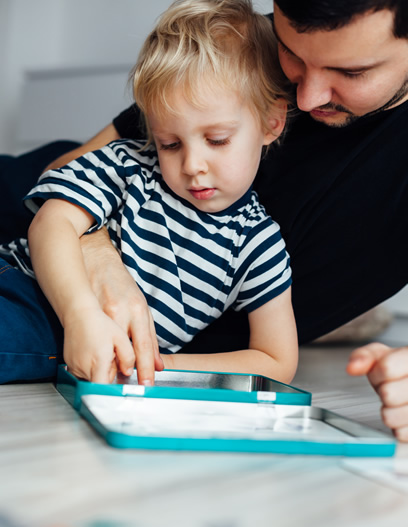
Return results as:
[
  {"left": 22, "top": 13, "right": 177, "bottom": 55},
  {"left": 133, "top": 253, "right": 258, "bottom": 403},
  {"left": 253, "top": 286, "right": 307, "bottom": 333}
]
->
[{"left": 189, "top": 188, "right": 216, "bottom": 200}]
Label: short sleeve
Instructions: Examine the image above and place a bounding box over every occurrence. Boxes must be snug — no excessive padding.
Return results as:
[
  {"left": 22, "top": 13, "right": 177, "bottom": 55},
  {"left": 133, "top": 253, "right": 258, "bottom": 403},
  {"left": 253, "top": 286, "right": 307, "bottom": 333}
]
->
[
  {"left": 232, "top": 219, "right": 292, "bottom": 313},
  {"left": 23, "top": 140, "right": 150, "bottom": 232}
]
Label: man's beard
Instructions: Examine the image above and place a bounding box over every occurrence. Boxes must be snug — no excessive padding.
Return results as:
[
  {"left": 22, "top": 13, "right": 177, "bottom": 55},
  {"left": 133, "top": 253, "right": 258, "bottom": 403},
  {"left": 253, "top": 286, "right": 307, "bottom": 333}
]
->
[{"left": 308, "top": 76, "right": 408, "bottom": 128}]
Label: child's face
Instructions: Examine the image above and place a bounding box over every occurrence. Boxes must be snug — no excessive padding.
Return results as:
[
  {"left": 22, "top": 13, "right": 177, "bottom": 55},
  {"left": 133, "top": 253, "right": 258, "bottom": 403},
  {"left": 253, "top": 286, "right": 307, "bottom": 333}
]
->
[{"left": 148, "top": 86, "right": 283, "bottom": 213}]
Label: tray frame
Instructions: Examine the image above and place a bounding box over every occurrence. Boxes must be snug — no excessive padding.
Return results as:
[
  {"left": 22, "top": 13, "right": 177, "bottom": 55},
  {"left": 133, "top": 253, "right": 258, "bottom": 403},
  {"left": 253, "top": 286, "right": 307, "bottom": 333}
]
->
[
  {"left": 79, "top": 394, "right": 396, "bottom": 457},
  {"left": 56, "top": 365, "right": 312, "bottom": 410}
]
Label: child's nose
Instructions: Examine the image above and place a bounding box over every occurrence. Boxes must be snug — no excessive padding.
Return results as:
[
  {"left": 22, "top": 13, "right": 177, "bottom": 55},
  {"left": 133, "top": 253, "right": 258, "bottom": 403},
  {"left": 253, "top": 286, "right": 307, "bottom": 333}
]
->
[{"left": 182, "top": 148, "right": 208, "bottom": 176}]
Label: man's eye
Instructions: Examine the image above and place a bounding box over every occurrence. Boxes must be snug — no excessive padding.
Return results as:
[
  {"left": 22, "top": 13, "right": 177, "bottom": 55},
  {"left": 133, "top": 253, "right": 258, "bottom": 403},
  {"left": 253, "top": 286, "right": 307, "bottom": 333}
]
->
[
  {"left": 160, "top": 142, "right": 180, "bottom": 150},
  {"left": 208, "top": 138, "right": 231, "bottom": 146},
  {"left": 277, "top": 43, "right": 296, "bottom": 58}
]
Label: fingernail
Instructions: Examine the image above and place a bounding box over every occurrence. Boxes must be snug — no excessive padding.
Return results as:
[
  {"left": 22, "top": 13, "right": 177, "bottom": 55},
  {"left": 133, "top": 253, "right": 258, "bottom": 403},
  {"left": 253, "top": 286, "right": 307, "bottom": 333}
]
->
[
  {"left": 126, "top": 368, "right": 134, "bottom": 376},
  {"left": 142, "top": 380, "right": 152, "bottom": 387},
  {"left": 349, "top": 356, "right": 364, "bottom": 363}
]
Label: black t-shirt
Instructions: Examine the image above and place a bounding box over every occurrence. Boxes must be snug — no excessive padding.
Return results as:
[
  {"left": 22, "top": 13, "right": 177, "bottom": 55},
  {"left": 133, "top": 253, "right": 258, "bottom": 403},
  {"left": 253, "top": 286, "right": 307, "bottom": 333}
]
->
[{"left": 112, "top": 100, "right": 408, "bottom": 345}]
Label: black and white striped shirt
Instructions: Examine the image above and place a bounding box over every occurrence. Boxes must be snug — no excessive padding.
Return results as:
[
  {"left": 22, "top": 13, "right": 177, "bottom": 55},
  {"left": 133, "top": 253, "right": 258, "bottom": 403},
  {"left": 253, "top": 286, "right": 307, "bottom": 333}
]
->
[{"left": 3, "top": 140, "right": 292, "bottom": 353}]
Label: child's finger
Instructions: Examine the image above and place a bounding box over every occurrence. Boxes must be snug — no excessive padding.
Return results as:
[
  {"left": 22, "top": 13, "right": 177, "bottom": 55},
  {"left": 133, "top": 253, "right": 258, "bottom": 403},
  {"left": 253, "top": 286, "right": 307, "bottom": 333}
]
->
[
  {"left": 90, "top": 358, "right": 114, "bottom": 384},
  {"left": 132, "top": 324, "right": 156, "bottom": 386},
  {"left": 155, "top": 345, "right": 165, "bottom": 372},
  {"left": 108, "top": 360, "right": 119, "bottom": 384},
  {"left": 134, "top": 334, "right": 156, "bottom": 386},
  {"left": 115, "top": 331, "right": 138, "bottom": 377},
  {"left": 127, "top": 307, "right": 162, "bottom": 384},
  {"left": 148, "top": 314, "right": 164, "bottom": 371}
]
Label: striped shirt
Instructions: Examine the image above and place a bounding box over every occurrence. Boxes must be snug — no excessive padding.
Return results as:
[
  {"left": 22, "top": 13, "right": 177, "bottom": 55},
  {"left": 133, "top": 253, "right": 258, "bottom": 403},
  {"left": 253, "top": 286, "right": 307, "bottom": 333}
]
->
[{"left": 1, "top": 140, "right": 292, "bottom": 353}]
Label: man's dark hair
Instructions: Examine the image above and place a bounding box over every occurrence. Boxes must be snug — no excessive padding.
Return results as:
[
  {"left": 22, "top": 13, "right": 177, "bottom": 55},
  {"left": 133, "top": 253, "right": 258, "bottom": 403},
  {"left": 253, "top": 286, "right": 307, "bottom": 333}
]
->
[{"left": 274, "top": 0, "right": 408, "bottom": 39}]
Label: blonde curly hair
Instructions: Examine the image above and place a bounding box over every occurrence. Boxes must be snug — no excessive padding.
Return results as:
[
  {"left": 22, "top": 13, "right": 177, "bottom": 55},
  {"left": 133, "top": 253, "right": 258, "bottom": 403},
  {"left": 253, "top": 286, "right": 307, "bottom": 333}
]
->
[{"left": 130, "top": 0, "right": 290, "bottom": 144}]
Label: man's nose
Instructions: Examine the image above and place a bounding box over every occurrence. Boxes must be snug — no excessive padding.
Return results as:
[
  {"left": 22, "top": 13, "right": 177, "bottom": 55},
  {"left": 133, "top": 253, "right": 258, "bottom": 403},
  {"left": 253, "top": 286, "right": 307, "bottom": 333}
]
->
[{"left": 295, "top": 71, "right": 333, "bottom": 112}]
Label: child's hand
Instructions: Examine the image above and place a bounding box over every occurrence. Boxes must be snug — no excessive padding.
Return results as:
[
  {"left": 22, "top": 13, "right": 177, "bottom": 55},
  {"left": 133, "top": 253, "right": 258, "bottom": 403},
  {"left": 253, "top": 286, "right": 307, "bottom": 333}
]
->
[
  {"left": 347, "top": 342, "right": 408, "bottom": 441},
  {"left": 63, "top": 307, "right": 135, "bottom": 383}
]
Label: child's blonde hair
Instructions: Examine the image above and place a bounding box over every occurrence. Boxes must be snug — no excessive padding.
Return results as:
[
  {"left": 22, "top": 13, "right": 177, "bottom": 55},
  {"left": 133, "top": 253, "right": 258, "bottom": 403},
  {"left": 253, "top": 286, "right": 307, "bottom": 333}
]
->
[{"left": 130, "top": 0, "right": 289, "bottom": 144}]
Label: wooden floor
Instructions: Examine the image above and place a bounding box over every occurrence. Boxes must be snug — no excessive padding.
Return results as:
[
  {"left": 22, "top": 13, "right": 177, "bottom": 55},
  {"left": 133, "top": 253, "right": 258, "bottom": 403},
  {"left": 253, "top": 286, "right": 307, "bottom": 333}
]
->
[{"left": 1, "top": 324, "right": 408, "bottom": 527}]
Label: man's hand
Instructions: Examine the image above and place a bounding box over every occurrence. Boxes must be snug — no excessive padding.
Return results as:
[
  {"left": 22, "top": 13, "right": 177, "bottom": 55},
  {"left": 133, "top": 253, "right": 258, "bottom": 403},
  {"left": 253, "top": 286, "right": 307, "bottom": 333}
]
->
[
  {"left": 347, "top": 342, "right": 408, "bottom": 441},
  {"left": 80, "top": 228, "right": 164, "bottom": 385}
]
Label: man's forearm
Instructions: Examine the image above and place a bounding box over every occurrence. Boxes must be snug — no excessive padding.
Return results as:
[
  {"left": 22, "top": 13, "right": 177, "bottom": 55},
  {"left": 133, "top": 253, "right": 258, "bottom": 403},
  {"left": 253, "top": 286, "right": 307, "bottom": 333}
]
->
[
  {"left": 79, "top": 226, "right": 163, "bottom": 383},
  {"left": 80, "top": 227, "right": 123, "bottom": 281},
  {"left": 43, "top": 123, "right": 120, "bottom": 173}
]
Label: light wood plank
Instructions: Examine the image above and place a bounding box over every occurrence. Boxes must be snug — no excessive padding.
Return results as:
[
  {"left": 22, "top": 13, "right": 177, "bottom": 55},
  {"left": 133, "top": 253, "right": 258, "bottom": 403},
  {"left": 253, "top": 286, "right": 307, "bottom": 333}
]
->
[{"left": 0, "top": 343, "right": 407, "bottom": 527}]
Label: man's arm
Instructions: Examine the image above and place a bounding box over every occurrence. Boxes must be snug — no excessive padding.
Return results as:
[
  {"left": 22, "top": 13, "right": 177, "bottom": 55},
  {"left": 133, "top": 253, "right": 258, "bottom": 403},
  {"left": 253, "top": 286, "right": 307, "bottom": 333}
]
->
[
  {"left": 347, "top": 342, "right": 408, "bottom": 441},
  {"left": 163, "top": 288, "right": 298, "bottom": 384},
  {"left": 42, "top": 124, "right": 120, "bottom": 172},
  {"left": 80, "top": 226, "right": 164, "bottom": 380}
]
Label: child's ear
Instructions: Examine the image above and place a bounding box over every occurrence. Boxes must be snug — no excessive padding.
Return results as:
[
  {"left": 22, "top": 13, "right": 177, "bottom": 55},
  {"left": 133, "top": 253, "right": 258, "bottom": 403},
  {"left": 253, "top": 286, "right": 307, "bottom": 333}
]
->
[{"left": 263, "top": 99, "right": 287, "bottom": 146}]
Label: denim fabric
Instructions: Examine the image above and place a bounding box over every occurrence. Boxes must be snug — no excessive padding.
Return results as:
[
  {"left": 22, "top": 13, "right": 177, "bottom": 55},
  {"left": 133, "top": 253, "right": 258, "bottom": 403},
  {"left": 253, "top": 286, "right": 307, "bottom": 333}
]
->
[{"left": 0, "top": 258, "right": 63, "bottom": 383}]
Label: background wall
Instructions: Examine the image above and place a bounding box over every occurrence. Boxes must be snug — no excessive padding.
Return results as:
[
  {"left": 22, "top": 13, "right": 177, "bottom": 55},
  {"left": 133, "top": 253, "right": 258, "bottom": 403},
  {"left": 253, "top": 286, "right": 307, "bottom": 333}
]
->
[{"left": 0, "top": 0, "right": 272, "bottom": 154}]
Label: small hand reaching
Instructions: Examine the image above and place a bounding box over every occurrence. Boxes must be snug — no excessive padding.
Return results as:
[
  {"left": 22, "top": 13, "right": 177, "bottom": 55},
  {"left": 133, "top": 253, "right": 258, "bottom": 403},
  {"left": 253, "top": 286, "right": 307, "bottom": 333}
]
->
[{"left": 63, "top": 306, "right": 136, "bottom": 384}]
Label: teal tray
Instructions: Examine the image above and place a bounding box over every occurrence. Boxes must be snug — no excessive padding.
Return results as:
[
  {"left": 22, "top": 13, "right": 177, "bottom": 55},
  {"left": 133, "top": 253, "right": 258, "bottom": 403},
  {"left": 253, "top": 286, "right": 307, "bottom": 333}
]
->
[
  {"left": 79, "top": 394, "right": 396, "bottom": 457},
  {"left": 56, "top": 365, "right": 312, "bottom": 410}
]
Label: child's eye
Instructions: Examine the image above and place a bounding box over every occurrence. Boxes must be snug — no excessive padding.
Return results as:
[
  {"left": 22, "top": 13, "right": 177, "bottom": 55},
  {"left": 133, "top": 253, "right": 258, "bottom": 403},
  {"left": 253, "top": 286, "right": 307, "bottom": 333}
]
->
[
  {"left": 207, "top": 138, "right": 230, "bottom": 147},
  {"left": 342, "top": 70, "right": 367, "bottom": 80},
  {"left": 160, "top": 142, "right": 180, "bottom": 151}
]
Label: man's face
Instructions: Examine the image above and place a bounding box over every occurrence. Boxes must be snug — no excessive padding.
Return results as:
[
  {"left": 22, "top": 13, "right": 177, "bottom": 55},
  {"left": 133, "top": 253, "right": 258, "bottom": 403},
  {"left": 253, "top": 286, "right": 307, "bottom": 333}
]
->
[{"left": 274, "top": 6, "right": 408, "bottom": 126}]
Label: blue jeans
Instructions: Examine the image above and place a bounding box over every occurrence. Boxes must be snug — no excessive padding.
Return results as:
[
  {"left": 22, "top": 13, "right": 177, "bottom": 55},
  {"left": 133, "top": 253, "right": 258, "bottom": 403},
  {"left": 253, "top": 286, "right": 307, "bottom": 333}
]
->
[{"left": 0, "top": 258, "right": 63, "bottom": 383}]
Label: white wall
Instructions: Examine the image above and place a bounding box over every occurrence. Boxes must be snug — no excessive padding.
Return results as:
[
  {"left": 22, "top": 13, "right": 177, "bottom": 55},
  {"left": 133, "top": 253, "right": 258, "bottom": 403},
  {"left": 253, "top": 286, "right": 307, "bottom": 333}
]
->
[
  {"left": 0, "top": 0, "right": 178, "bottom": 153},
  {"left": 0, "top": 0, "right": 273, "bottom": 154},
  {"left": 1, "top": 0, "right": 66, "bottom": 153},
  {"left": 383, "top": 286, "right": 408, "bottom": 316},
  {"left": 0, "top": 1, "right": 10, "bottom": 151}
]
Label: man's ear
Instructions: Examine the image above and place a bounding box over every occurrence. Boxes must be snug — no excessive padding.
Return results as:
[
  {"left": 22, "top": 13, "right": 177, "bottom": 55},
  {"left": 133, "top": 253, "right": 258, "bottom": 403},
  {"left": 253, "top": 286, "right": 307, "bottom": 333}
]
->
[{"left": 263, "top": 99, "right": 287, "bottom": 146}]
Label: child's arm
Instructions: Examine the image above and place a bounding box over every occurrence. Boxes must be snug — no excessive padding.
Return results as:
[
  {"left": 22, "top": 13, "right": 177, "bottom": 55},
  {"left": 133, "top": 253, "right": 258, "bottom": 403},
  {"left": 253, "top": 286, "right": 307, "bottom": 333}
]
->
[
  {"left": 162, "top": 287, "right": 298, "bottom": 384},
  {"left": 28, "top": 198, "right": 136, "bottom": 383}
]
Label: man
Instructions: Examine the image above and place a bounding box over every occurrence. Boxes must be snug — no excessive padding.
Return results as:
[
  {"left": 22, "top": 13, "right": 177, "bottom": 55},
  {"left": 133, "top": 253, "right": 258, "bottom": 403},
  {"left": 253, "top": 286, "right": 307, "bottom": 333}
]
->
[
  {"left": 268, "top": 1, "right": 408, "bottom": 442},
  {"left": 1, "top": 0, "right": 408, "bottom": 440}
]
